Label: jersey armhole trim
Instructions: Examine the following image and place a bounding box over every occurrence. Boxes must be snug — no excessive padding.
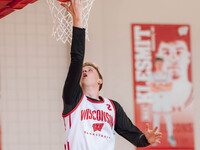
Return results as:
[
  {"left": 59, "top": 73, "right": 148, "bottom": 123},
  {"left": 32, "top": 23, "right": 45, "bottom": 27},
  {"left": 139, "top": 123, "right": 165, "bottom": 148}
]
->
[
  {"left": 62, "top": 94, "right": 84, "bottom": 118},
  {"left": 109, "top": 99, "right": 116, "bottom": 126}
]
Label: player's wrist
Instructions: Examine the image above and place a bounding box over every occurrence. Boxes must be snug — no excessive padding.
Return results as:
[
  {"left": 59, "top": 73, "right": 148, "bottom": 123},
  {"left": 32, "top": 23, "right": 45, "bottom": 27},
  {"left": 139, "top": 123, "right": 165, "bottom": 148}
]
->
[{"left": 73, "top": 17, "right": 83, "bottom": 28}]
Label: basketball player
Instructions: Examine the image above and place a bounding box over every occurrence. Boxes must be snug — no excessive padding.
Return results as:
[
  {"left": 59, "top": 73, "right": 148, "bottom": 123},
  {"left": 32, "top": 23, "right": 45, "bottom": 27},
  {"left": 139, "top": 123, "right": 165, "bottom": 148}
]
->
[
  {"left": 61, "top": 0, "right": 162, "bottom": 149},
  {"left": 149, "top": 57, "right": 176, "bottom": 146},
  {"left": 156, "top": 39, "right": 192, "bottom": 111}
]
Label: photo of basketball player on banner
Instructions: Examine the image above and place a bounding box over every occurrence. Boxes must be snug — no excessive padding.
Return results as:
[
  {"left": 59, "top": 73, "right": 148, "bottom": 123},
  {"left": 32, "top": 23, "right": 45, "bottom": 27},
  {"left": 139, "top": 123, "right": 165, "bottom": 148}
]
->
[{"left": 132, "top": 24, "right": 194, "bottom": 150}]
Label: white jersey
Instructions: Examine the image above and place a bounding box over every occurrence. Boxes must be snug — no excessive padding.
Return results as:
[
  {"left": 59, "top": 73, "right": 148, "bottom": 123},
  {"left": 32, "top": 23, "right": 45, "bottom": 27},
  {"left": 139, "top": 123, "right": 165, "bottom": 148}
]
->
[
  {"left": 62, "top": 94, "right": 116, "bottom": 150},
  {"left": 149, "top": 72, "right": 172, "bottom": 113}
]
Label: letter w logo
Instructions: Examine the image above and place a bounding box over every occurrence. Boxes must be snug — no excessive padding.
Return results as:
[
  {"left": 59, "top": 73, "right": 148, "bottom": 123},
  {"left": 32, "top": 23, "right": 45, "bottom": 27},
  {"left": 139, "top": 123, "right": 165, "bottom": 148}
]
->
[{"left": 92, "top": 123, "right": 104, "bottom": 132}]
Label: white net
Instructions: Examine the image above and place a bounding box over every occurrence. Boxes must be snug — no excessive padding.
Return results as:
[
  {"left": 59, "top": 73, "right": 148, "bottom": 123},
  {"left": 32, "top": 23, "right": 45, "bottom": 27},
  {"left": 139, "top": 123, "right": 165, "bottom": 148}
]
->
[{"left": 47, "top": 0, "right": 95, "bottom": 44}]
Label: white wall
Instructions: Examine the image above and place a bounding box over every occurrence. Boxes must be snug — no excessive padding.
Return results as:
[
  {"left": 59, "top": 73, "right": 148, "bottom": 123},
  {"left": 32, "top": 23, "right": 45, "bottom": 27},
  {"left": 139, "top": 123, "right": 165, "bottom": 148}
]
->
[
  {"left": 0, "top": 1, "right": 67, "bottom": 150},
  {"left": 0, "top": 0, "right": 200, "bottom": 150}
]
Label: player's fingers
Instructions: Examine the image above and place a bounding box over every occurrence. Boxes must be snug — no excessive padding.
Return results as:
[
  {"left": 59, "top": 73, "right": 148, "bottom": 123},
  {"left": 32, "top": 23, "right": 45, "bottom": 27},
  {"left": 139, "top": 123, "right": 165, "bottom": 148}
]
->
[
  {"left": 156, "top": 132, "right": 162, "bottom": 136},
  {"left": 61, "top": 4, "right": 71, "bottom": 13},
  {"left": 61, "top": 3, "right": 70, "bottom": 9},
  {"left": 155, "top": 140, "right": 161, "bottom": 144},
  {"left": 61, "top": 3, "right": 74, "bottom": 14},
  {"left": 155, "top": 135, "right": 162, "bottom": 139},
  {"left": 153, "top": 126, "right": 158, "bottom": 133},
  {"left": 75, "top": 0, "right": 81, "bottom": 6},
  {"left": 73, "top": 0, "right": 80, "bottom": 5},
  {"left": 145, "top": 123, "right": 149, "bottom": 132},
  {"left": 61, "top": 3, "right": 67, "bottom": 8},
  {"left": 155, "top": 134, "right": 162, "bottom": 137},
  {"left": 70, "top": 0, "right": 75, "bottom": 6}
]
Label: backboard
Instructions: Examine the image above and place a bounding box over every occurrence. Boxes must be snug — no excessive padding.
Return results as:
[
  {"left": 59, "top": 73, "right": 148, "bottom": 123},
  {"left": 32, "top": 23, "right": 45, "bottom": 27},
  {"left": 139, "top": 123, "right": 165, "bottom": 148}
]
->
[{"left": 0, "top": 0, "right": 38, "bottom": 19}]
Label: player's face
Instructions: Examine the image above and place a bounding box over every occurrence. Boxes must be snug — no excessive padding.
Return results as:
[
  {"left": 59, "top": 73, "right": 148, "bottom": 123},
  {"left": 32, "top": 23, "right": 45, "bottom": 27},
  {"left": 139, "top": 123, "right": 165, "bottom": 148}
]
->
[
  {"left": 155, "top": 60, "right": 163, "bottom": 72},
  {"left": 157, "top": 40, "right": 190, "bottom": 79},
  {"left": 80, "top": 66, "right": 102, "bottom": 90}
]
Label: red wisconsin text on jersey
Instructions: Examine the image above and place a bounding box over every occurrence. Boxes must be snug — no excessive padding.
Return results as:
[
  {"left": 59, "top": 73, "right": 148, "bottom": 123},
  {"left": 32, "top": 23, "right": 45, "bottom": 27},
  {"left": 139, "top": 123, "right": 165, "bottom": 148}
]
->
[{"left": 81, "top": 109, "right": 114, "bottom": 129}]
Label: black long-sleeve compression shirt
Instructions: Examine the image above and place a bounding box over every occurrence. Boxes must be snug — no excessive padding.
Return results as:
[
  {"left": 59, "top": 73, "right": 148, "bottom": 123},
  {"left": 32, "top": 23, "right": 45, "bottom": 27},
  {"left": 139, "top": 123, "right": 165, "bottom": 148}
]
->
[{"left": 62, "top": 27, "right": 150, "bottom": 147}]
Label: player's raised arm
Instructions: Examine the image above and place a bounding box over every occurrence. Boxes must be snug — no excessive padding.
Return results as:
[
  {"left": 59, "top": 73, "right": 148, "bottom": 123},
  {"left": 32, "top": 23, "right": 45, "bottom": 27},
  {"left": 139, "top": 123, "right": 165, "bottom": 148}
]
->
[{"left": 61, "top": 0, "right": 85, "bottom": 106}]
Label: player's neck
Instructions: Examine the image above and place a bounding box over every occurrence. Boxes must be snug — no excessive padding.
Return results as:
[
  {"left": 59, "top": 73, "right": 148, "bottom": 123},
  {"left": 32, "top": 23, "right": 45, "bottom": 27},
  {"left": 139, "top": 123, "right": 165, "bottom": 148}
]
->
[{"left": 82, "top": 86, "right": 100, "bottom": 100}]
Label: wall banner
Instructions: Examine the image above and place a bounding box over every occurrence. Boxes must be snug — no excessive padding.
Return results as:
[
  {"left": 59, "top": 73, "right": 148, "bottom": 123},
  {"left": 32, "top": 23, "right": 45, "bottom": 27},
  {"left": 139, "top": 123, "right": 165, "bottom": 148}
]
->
[{"left": 132, "top": 24, "right": 194, "bottom": 150}]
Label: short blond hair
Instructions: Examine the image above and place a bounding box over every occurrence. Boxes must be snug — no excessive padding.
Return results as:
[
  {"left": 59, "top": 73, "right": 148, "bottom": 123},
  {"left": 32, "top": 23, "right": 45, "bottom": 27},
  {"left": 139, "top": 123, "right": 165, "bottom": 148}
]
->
[{"left": 82, "top": 62, "right": 103, "bottom": 91}]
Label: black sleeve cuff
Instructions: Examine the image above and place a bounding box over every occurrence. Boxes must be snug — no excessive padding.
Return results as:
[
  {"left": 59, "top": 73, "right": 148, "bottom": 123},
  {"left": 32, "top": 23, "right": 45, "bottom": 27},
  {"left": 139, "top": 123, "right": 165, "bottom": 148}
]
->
[
  {"left": 73, "top": 26, "right": 86, "bottom": 35},
  {"left": 138, "top": 134, "right": 150, "bottom": 147}
]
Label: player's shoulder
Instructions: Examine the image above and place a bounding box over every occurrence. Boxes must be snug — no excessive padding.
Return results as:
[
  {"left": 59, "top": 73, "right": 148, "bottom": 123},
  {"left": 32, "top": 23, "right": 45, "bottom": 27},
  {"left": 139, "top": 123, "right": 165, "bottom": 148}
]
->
[
  {"left": 103, "top": 97, "right": 118, "bottom": 105},
  {"left": 101, "top": 96, "right": 124, "bottom": 112},
  {"left": 109, "top": 99, "right": 118, "bottom": 104},
  {"left": 108, "top": 99, "right": 122, "bottom": 110}
]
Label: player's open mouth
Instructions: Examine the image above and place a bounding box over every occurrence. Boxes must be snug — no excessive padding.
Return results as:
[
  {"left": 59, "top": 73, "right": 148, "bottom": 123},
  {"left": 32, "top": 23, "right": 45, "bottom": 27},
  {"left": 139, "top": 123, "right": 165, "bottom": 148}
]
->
[{"left": 83, "top": 73, "right": 87, "bottom": 78}]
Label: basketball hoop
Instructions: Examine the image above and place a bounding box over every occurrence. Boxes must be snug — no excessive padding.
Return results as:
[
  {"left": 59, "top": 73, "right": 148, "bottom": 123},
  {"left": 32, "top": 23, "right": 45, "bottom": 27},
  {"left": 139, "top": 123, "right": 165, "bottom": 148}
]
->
[{"left": 46, "top": 0, "right": 95, "bottom": 44}]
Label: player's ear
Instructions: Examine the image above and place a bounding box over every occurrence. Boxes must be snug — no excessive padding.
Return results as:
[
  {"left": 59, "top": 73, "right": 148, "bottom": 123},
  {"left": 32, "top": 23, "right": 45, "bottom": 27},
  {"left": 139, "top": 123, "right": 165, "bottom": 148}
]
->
[{"left": 97, "top": 79, "right": 103, "bottom": 85}]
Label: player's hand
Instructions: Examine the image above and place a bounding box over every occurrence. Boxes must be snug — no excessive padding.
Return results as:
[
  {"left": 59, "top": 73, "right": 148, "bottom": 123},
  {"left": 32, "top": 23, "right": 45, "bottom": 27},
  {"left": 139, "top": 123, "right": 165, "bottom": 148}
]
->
[
  {"left": 144, "top": 123, "right": 162, "bottom": 145},
  {"left": 61, "top": 0, "right": 83, "bottom": 27}
]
